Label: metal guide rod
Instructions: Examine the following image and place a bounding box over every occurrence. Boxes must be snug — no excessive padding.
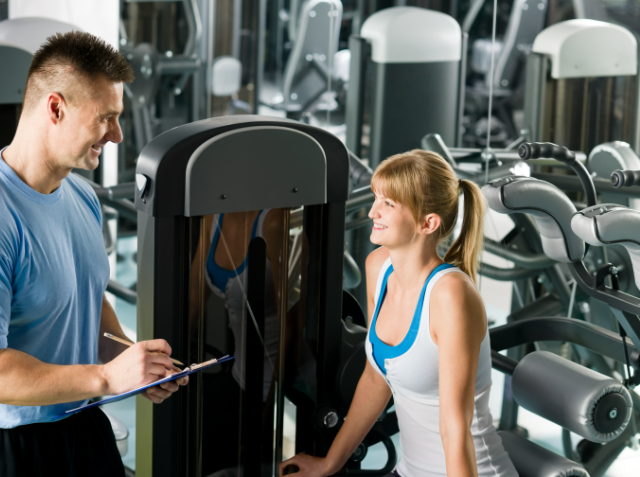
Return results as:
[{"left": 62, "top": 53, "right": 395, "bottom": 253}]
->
[
  {"left": 275, "top": 210, "right": 290, "bottom": 464},
  {"left": 484, "top": 0, "right": 498, "bottom": 184}
]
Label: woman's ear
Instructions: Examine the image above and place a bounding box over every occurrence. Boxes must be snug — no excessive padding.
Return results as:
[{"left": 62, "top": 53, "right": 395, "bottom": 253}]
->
[{"left": 417, "top": 213, "right": 441, "bottom": 236}]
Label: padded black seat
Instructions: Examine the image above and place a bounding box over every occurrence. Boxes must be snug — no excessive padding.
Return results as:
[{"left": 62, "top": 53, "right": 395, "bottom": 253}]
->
[
  {"left": 572, "top": 204, "right": 640, "bottom": 290},
  {"left": 482, "top": 176, "right": 585, "bottom": 262}
]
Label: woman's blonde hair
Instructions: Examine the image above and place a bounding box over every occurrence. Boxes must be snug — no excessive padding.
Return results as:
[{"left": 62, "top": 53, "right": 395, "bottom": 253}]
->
[{"left": 371, "top": 150, "right": 485, "bottom": 283}]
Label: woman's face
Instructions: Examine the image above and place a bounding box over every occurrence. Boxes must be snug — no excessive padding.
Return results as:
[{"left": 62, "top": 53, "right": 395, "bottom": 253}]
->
[{"left": 368, "top": 190, "right": 418, "bottom": 248}]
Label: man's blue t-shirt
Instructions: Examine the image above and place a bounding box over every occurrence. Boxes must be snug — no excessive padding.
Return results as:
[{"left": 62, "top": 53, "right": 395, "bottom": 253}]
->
[{"left": 0, "top": 152, "right": 110, "bottom": 428}]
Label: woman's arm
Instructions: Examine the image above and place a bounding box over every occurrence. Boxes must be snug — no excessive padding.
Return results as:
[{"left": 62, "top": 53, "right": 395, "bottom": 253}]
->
[
  {"left": 279, "top": 361, "right": 392, "bottom": 476},
  {"left": 431, "top": 273, "right": 486, "bottom": 477},
  {"left": 278, "top": 246, "right": 390, "bottom": 477}
]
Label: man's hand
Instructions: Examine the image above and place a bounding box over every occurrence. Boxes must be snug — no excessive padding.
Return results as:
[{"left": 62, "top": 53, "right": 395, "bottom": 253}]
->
[
  {"left": 100, "top": 339, "right": 188, "bottom": 403},
  {"left": 143, "top": 365, "right": 189, "bottom": 404}
]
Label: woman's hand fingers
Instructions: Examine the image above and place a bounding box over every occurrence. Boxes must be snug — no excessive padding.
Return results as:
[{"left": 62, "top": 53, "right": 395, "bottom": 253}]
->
[
  {"left": 279, "top": 455, "right": 301, "bottom": 476},
  {"left": 279, "top": 457, "right": 299, "bottom": 476},
  {"left": 278, "top": 453, "right": 328, "bottom": 477}
]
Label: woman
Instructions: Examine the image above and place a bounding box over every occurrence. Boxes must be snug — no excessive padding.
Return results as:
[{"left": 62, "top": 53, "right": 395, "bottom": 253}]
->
[{"left": 279, "top": 151, "right": 517, "bottom": 477}]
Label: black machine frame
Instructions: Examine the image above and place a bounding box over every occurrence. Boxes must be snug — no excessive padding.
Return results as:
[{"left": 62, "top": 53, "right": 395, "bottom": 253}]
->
[{"left": 133, "top": 115, "right": 350, "bottom": 477}]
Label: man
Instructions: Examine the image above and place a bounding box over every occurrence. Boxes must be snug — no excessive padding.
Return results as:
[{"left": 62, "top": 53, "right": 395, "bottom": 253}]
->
[{"left": 0, "top": 31, "right": 187, "bottom": 476}]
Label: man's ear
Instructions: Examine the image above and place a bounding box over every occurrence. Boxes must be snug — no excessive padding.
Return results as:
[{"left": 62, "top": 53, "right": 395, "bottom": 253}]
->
[
  {"left": 46, "top": 92, "right": 65, "bottom": 125},
  {"left": 417, "top": 213, "right": 441, "bottom": 237}
]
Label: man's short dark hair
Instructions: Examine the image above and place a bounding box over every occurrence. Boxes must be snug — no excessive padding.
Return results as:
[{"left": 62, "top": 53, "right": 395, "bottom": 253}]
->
[{"left": 23, "top": 31, "right": 134, "bottom": 111}]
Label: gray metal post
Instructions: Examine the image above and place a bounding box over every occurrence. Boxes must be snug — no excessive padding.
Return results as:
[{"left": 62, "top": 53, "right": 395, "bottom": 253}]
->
[{"left": 522, "top": 53, "right": 549, "bottom": 142}]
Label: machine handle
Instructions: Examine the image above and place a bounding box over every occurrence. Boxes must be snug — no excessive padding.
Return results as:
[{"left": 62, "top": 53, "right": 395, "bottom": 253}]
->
[
  {"left": 611, "top": 169, "right": 640, "bottom": 188},
  {"left": 339, "top": 425, "right": 397, "bottom": 476},
  {"left": 518, "top": 142, "right": 597, "bottom": 207},
  {"left": 518, "top": 142, "right": 576, "bottom": 163}
]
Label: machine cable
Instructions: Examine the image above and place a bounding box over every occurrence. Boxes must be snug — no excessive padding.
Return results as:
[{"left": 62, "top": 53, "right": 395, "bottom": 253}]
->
[
  {"left": 610, "top": 266, "right": 637, "bottom": 388},
  {"left": 215, "top": 216, "right": 277, "bottom": 375},
  {"left": 485, "top": 0, "right": 499, "bottom": 185},
  {"left": 609, "top": 166, "right": 640, "bottom": 388}
]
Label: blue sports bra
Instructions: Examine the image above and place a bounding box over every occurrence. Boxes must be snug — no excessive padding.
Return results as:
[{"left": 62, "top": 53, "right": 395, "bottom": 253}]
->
[
  {"left": 369, "top": 263, "right": 454, "bottom": 374},
  {"left": 206, "top": 212, "right": 261, "bottom": 291}
]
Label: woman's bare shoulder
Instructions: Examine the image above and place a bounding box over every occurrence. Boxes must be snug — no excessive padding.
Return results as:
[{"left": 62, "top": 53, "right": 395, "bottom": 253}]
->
[
  {"left": 432, "top": 271, "right": 482, "bottom": 306},
  {"left": 431, "top": 271, "right": 486, "bottom": 336},
  {"left": 365, "top": 246, "right": 389, "bottom": 277}
]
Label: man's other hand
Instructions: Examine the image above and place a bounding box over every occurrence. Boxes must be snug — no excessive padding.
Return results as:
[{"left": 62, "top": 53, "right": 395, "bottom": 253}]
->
[
  {"left": 143, "top": 365, "right": 189, "bottom": 404},
  {"left": 100, "top": 339, "right": 188, "bottom": 403}
]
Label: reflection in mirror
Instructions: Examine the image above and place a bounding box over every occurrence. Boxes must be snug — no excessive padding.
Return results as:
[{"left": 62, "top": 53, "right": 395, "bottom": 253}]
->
[{"left": 188, "top": 208, "right": 316, "bottom": 476}]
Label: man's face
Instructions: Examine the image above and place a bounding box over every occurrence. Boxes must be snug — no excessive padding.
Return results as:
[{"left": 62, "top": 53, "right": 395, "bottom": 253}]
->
[{"left": 55, "top": 74, "right": 124, "bottom": 171}]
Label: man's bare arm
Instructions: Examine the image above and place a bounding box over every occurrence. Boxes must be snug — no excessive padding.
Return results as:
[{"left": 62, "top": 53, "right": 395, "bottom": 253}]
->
[
  {"left": 0, "top": 347, "right": 106, "bottom": 406},
  {"left": 0, "top": 337, "right": 176, "bottom": 406},
  {"left": 99, "top": 295, "right": 133, "bottom": 363}
]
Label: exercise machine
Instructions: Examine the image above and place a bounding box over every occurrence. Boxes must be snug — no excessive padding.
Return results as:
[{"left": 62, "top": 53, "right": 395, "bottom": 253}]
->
[
  {"left": 482, "top": 142, "right": 640, "bottom": 476},
  {"left": 133, "top": 115, "right": 392, "bottom": 476},
  {"left": 346, "top": 6, "right": 464, "bottom": 166},
  {"left": 523, "top": 20, "right": 638, "bottom": 153}
]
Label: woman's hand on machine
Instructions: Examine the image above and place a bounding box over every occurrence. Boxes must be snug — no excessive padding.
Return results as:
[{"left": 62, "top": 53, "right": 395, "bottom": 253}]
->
[
  {"left": 100, "top": 339, "right": 188, "bottom": 403},
  {"left": 279, "top": 453, "right": 334, "bottom": 476}
]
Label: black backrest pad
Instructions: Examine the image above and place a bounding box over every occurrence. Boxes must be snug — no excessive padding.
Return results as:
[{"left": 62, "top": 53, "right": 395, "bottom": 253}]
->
[
  {"left": 135, "top": 115, "right": 350, "bottom": 217},
  {"left": 185, "top": 127, "right": 326, "bottom": 215}
]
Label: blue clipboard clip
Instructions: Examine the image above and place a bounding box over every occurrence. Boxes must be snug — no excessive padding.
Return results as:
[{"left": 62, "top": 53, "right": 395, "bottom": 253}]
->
[{"left": 53, "top": 355, "right": 235, "bottom": 420}]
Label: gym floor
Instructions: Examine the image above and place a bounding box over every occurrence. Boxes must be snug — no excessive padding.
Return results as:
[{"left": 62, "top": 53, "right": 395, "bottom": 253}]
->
[{"left": 109, "top": 216, "right": 640, "bottom": 474}]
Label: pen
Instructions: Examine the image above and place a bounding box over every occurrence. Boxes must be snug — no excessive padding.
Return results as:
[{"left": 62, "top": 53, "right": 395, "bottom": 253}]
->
[{"left": 103, "top": 333, "right": 185, "bottom": 366}]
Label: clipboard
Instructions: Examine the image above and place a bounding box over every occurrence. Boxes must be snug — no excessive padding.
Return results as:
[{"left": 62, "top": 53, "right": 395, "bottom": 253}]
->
[{"left": 55, "top": 355, "right": 235, "bottom": 419}]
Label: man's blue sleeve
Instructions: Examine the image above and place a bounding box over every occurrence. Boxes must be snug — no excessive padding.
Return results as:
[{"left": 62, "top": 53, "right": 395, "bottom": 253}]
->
[{"left": 0, "top": 253, "right": 11, "bottom": 349}]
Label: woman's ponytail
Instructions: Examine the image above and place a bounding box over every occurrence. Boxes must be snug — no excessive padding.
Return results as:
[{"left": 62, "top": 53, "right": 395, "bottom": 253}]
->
[{"left": 443, "top": 179, "right": 486, "bottom": 283}]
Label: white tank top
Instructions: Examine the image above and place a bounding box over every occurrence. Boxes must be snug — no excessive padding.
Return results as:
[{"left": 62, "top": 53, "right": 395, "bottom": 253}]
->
[
  {"left": 365, "top": 258, "right": 518, "bottom": 477},
  {"left": 206, "top": 210, "right": 280, "bottom": 401}
]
